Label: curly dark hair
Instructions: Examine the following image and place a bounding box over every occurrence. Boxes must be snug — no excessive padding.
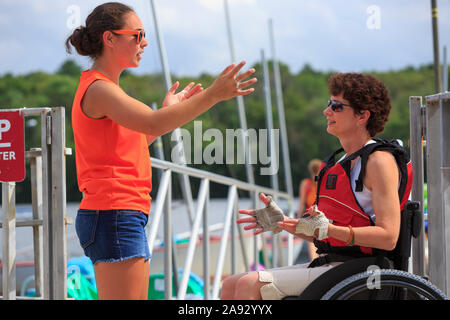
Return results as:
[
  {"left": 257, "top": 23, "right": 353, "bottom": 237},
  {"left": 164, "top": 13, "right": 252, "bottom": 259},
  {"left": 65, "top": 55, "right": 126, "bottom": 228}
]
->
[
  {"left": 65, "top": 2, "right": 134, "bottom": 59},
  {"left": 328, "top": 73, "right": 391, "bottom": 137}
]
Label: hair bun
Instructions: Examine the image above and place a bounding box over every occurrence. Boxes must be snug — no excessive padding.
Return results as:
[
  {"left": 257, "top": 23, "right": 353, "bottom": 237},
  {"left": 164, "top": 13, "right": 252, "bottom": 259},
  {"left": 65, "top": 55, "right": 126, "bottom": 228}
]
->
[
  {"left": 65, "top": 2, "right": 134, "bottom": 59},
  {"left": 66, "top": 26, "right": 102, "bottom": 58},
  {"left": 75, "top": 26, "right": 88, "bottom": 38}
]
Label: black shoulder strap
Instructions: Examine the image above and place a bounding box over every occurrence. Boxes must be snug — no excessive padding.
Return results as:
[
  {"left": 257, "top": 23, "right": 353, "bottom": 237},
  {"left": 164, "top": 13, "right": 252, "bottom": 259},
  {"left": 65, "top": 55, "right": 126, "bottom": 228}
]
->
[
  {"left": 354, "top": 142, "right": 384, "bottom": 192},
  {"left": 316, "top": 148, "right": 344, "bottom": 181},
  {"left": 350, "top": 139, "right": 409, "bottom": 195},
  {"left": 314, "top": 148, "right": 345, "bottom": 205},
  {"left": 337, "top": 141, "right": 382, "bottom": 191}
]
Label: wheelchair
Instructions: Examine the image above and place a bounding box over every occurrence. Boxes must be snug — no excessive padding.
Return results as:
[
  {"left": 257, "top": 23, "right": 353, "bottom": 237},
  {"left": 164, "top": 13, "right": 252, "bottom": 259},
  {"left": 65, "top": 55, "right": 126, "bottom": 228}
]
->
[{"left": 285, "top": 201, "right": 448, "bottom": 300}]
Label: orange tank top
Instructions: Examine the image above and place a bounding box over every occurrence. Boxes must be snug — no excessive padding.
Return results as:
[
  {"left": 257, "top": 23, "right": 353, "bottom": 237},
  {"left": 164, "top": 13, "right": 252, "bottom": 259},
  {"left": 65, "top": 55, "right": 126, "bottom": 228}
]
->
[
  {"left": 304, "top": 178, "right": 317, "bottom": 209},
  {"left": 72, "top": 70, "right": 152, "bottom": 214}
]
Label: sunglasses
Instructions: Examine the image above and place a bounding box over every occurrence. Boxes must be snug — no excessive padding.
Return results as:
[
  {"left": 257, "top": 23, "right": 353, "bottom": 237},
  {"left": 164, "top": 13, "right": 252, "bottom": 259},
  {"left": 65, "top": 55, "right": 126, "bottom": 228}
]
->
[
  {"left": 328, "top": 100, "right": 352, "bottom": 112},
  {"left": 112, "top": 29, "right": 146, "bottom": 45}
]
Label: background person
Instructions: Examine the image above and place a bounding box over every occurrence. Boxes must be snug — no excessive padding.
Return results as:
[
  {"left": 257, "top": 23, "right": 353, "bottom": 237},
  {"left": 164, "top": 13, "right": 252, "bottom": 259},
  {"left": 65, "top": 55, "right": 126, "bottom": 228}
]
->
[{"left": 297, "top": 158, "right": 322, "bottom": 262}]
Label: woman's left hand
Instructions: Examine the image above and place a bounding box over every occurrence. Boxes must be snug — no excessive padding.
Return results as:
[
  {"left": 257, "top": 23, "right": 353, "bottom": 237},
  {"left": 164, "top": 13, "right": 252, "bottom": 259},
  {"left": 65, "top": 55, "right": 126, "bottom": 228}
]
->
[
  {"left": 277, "top": 205, "right": 317, "bottom": 235},
  {"left": 163, "top": 81, "right": 203, "bottom": 107},
  {"left": 276, "top": 217, "right": 300, "bottom": 236},
  {"left": 278, "top": 205, "right": 329, "bottom": 239}
]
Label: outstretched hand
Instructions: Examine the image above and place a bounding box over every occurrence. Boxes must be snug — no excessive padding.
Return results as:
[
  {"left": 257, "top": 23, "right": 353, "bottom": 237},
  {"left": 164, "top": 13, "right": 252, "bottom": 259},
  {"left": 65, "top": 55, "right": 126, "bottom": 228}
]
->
[
  {"left": 163, "top": 81, "right": 203, "bottom": 107},
  {"left": 236, "top": 193, "right": 285, "bottom": 235},
  {"left": 208, "top": 61, "right": 257, "bottom": 103}
]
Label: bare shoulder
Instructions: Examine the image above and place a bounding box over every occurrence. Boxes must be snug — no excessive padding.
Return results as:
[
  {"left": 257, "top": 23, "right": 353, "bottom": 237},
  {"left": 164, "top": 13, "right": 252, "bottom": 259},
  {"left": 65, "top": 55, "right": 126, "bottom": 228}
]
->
[
  {"left": 367, "top": 150, "right": 397, "bottom": 170},
  {"left": 365, "top": 150, "right": 398, "bottom": 191},
  {"left": 85, "top": 80, "right": 125, "bottom": 104},
  {"left": 82, "top": 80, "right": 123, "bottom": 118}
]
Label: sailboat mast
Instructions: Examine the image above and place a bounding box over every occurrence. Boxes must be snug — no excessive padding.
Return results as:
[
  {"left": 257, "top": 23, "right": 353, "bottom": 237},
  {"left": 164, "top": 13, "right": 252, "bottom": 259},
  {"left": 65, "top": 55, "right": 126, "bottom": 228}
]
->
[
  {"left": 149, "top": 0, "right": 195, "bottom": 224},
  {"left": 223, "top": 0, "right": 256, "bottom": 187},
  {"left": 431, "top": 0, "right": 442, "bottom": 93},
  {"left": 268, "top": 19, "right": 294, "bottom": 201}
]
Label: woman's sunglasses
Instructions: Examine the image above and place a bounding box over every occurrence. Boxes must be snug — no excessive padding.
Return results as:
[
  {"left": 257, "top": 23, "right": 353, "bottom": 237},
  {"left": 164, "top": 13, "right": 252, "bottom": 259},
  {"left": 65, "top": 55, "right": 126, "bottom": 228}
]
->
[
  {"left": 112, "top": 29, "right": 146, "bottom": 45},
  {"left": 328, "top": 100, "right": 351, "bottom": 112}
]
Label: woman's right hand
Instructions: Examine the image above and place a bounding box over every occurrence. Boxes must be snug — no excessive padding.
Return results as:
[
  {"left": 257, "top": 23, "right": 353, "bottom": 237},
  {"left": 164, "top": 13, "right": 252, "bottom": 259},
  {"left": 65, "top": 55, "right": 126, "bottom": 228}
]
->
[{"left": 207, "top": 61, "right": 257, "bottom": 103}]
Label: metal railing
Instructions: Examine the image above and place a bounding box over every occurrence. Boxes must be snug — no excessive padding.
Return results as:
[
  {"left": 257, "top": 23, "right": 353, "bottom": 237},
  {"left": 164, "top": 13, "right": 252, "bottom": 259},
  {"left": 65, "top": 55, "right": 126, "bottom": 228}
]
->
[
  {"left": 1, "top": 107, "right": 70, "bottom": 300},
  {"left": 409, "top": 92, "right": 450, "bottom": 297},
  {"left": 147, "top": 158, "right": 294, "bottom": 300}
]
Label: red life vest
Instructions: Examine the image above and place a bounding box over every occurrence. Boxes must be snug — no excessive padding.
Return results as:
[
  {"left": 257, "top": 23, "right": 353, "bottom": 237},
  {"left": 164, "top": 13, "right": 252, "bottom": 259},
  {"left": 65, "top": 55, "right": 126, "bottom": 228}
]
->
[{"left": 313, "top": 139, "right": 413, "bottom": 256}]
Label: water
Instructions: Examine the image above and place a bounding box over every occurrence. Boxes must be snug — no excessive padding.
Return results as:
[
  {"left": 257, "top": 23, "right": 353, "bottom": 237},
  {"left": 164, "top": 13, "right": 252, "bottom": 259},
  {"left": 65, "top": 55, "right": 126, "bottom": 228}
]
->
[{"left": 1, "top": 197, "right": 301, "bottom": 263}]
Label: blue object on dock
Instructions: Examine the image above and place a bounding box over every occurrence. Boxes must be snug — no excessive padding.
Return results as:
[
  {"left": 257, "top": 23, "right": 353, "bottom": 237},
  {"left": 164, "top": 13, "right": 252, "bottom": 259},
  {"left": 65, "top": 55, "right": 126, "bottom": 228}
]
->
[{"left": 67, "top": 256, "right": 96, "bottom": 290}]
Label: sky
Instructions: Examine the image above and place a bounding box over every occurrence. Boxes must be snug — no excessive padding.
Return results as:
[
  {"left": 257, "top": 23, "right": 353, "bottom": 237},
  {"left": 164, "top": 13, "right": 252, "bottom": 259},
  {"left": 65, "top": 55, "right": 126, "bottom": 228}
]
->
[{"left": 0, "top": 0, "right": 449, "bottom": 77}]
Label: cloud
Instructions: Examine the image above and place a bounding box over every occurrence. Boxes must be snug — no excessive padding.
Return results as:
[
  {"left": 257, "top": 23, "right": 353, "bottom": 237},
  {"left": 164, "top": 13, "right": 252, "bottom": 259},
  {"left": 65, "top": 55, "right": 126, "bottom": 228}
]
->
[{"left": 0, "top": 0, "right": 449, "bottom": 77}]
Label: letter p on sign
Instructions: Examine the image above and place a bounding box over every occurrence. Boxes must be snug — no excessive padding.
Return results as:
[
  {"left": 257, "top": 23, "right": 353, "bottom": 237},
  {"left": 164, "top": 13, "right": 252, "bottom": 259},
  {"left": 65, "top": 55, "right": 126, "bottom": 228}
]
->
[{"left": 0, "top": 110, "right": 25, "bottom": 182}]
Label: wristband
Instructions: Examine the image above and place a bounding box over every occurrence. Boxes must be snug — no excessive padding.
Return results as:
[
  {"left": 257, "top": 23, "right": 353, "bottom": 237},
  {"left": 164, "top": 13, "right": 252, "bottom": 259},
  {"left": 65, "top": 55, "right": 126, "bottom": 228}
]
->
[{"left": 346, "top": 225, "right": 355, "bottom": 246}]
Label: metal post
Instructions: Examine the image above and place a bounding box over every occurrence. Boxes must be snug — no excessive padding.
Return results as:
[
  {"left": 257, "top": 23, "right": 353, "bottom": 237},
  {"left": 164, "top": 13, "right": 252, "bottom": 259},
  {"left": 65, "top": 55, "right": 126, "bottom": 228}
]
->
[
  {"left": 439, "top": 93, "right": 450, "bottom": 295},
  {"left": 29, "top": 148, "right": 44, "bottom": 297},
  {"left": 40, "top": 109, "right": 52, "bottom": 299},
  {"left": 202, "top": 180, "right": 210, "bottom": 300},
  {"left": 149, "top": 103, "right": 179, "bottom": 293},
  {"left": 409, "top": 97, "right": 426, "bottom": 276},
  {"left": 177, "top": 179, "right": 208, "bottom": 300},
  {"left": 425, "top": 92, "right": 450, "bottom": 295},
  {"left": 212, "top": 185, "right": 237, "bottom": 299},
  {"left": 234, "top": 196, "right": 241, "bottom": 274},
  {"left": 236, "top": 201, "right": 249, "bottom": 273},
  {"left": 163, "top": 171, "right": 172, "bottom": 300},
  {"left": 444, "top": 46, "right": 448, "bottom": 92},
  {"left": 147, "top": 170, "right": 171, "bottom": 256},
  {"left": 2, "top": 182, "right": 16, "bottom": 300},
  {"left": 431, "top": 0, "right": 442, "bottom": 93},
  {"left": 50, "top": 107, "right": 67, "bottom": 300}
]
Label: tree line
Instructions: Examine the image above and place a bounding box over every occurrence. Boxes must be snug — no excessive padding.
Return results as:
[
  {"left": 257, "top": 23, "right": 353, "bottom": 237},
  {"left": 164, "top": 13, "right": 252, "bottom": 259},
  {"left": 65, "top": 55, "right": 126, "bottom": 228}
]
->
[{"left": 0, "top": 59, "right": 442, "bottom": 203}]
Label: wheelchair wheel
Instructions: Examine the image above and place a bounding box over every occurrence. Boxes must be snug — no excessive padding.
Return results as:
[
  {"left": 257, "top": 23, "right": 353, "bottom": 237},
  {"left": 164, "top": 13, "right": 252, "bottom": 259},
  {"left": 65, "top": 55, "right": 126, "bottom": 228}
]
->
[{"left": 321, "top": 269, "right": 447, "bottom": 300}]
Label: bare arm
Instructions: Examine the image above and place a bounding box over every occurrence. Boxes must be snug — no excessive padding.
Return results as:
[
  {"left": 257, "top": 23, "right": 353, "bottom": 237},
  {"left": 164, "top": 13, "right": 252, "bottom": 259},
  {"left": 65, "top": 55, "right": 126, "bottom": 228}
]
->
[
  {"left": 82, "top": 62, "right": 256, "bottom": 137},
  {"left": 146, "top": 135, "right": 158, "bottom": 146}
]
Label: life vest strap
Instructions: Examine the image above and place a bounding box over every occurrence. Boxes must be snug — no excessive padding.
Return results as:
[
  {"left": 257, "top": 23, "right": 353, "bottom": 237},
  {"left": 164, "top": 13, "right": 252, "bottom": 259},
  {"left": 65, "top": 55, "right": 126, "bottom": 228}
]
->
[{"left": 308, "top": 251, "right": 394, "bottom": 269}]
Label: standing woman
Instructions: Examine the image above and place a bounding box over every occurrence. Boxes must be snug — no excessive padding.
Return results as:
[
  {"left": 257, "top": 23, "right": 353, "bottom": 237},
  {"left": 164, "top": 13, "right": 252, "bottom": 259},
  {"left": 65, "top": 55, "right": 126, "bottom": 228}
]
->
[{"left": 66, "top": 2, "right": 256, "bottom": 300}]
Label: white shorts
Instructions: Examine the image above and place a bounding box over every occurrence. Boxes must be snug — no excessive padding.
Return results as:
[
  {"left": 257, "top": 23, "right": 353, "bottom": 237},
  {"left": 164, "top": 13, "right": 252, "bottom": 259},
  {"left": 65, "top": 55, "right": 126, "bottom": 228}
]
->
[{"left": 258, "top": 262, "right": 342, "bottom": 300}]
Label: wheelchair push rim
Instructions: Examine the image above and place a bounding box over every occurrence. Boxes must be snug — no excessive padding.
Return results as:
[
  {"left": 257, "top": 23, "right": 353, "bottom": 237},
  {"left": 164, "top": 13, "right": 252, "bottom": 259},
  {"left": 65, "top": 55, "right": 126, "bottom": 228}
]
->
[{"left": 321, "top": 269, "right": 448, "bottom": 300}]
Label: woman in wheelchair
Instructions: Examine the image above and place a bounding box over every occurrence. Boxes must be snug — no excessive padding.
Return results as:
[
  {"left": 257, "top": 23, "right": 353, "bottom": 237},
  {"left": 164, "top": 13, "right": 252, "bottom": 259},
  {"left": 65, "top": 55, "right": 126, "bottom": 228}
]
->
[{"left": 220, "top": 73, "right": 415, "bottom": 300}]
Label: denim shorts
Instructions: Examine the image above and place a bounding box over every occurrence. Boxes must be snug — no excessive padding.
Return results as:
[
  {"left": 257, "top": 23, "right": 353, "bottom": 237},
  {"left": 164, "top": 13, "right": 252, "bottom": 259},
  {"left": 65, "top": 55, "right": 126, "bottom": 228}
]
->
[{"left": 75, "top": 209, "right": 151, "bottom": 266}]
